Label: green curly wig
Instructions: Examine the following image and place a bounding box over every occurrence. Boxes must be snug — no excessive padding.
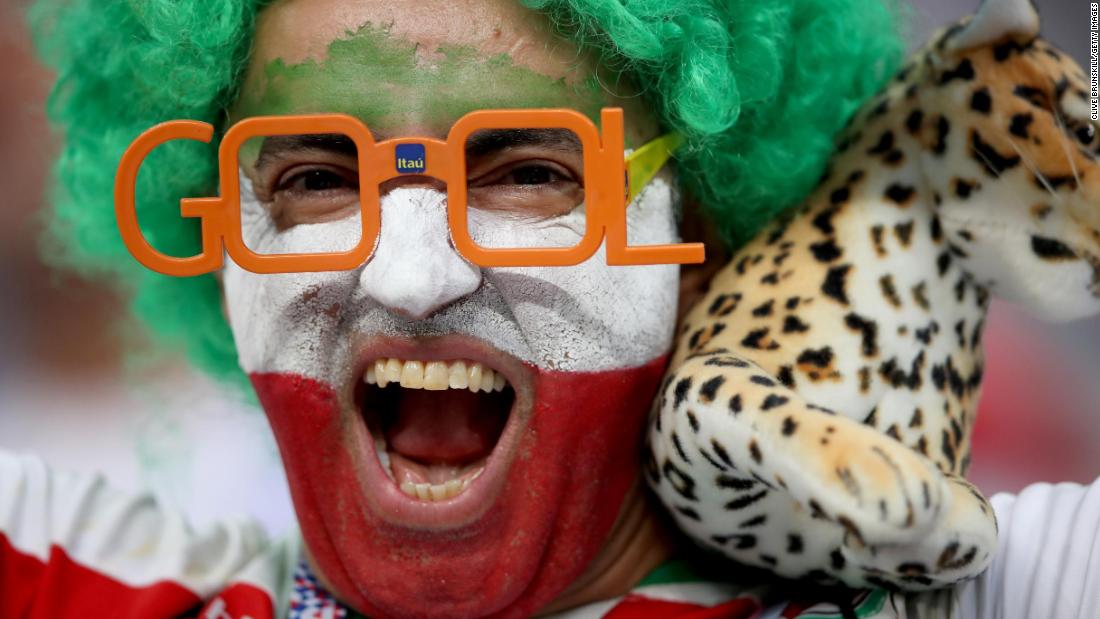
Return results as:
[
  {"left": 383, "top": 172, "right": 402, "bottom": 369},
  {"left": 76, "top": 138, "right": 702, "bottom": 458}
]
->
[{"left": 28, "top": 0, "right": 907, "bottom": 387}]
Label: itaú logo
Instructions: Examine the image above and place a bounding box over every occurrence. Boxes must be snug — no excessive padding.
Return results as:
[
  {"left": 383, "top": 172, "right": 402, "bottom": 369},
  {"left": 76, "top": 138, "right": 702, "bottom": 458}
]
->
[{"left": 395, "top": 143, "right": 426, "bottom": 174}]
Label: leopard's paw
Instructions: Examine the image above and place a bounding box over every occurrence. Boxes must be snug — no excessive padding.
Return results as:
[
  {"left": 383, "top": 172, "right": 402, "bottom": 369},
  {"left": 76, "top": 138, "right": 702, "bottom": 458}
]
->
[{"left": 783, "top": 416, "right": 948, "bottom": 548}]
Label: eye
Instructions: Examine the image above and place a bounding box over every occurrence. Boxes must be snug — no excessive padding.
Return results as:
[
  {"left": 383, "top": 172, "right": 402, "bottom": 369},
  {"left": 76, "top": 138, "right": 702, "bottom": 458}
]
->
[
  {"left": 1075, "top": 123, "right": 1096, "bottom": 145},
  {"left": 504, "top": 164, "right": 565, "bottom": 186},
  {"left": 472, "top": 160, "right": 577, "bottom": 188},
  {"left": 467, "top": 159, "right": 584, "bottom": 217},
  {"left": 263, "top": 164, "right": 360, "bottom": 228},
  {"left": 277, "top": 168, "right": 357, "bottom": 193}
]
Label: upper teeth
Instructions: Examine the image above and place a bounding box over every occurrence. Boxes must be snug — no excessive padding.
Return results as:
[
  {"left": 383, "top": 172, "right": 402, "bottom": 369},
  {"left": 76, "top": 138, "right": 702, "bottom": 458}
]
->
[{"left": 365, "top": 358, "right": 509, "bottom": 393}]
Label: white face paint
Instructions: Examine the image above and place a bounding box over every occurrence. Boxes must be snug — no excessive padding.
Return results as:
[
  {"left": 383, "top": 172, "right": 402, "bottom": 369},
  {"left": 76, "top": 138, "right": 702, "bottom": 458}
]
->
[{"left": 224, "top": 168, "right": 681, "bottom": 384}]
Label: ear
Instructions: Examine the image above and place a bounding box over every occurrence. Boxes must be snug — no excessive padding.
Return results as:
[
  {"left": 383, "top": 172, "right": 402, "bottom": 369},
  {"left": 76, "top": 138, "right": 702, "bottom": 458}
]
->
[{"left": 947, "top": 0, "right": 1040, "bottom": 51}]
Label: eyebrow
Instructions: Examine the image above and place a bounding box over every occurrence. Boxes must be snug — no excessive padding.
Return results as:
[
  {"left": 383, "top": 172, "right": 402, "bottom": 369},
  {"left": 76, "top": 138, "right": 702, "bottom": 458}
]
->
[
  {"left": 464, "top": 128, "right": 582, "bottom": 157},
  {"left": 253, "top": 128, "right": 583, "bottom": 169},
  {"left": 255, "top": 134, "right": 360, "bottom": 170}
]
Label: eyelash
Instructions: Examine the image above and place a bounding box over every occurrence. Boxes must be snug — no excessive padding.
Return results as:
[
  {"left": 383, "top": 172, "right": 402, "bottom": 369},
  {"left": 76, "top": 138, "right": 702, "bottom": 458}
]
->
[
  {"left": 274, "top": 165, "right": 358, "bottom": 195},
  {"left": 468, "top": 159, "right": 580, "bottom": 188}
]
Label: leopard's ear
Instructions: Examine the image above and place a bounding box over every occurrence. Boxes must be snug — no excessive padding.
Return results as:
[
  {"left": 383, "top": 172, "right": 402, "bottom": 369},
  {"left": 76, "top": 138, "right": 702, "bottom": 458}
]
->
[{"left": 947, "top": 0, "right": 1039, "bottom": 52}]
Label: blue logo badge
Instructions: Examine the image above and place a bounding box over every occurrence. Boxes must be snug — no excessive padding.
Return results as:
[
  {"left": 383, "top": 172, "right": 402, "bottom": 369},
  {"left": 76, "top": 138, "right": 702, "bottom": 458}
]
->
[{"left": 395, "top": 143, "right": 426, "bottom": 174}]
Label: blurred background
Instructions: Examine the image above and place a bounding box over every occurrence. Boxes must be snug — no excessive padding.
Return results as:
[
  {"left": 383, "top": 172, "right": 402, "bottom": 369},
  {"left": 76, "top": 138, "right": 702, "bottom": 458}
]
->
[{"left": 0, "top": 0, "right": 1095, "bottom": 539}]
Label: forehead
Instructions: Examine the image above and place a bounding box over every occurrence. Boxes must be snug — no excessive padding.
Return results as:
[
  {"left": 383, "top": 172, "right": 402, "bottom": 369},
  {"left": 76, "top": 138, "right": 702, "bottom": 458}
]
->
[
  {"left": 250, "top": 0, "right": 584, "bottom": 79},
  {"left": 237, "top": 0, "right": 607, "bottom": 133}
]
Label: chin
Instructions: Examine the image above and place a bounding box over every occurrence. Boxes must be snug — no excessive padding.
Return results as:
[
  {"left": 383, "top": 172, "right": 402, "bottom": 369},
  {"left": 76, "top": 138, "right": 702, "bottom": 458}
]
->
[{"left": 250, "top": 334, "right": 667, "bottom": 619}]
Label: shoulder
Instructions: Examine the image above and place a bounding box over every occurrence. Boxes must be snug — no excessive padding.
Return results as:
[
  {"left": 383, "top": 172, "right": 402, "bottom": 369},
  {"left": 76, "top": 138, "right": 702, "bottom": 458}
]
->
[
  {"left": 948, "top": 478, "right": 1100, "bottom": 619},
  {"left": 0, "top": 449, "right": 298, "bottom": 618},
  {"left": 558, "top": 478, "right": 1100, "bottom": 619},
  {"left": 899, "top": 477, "right": 1100, "bottom": 619}
]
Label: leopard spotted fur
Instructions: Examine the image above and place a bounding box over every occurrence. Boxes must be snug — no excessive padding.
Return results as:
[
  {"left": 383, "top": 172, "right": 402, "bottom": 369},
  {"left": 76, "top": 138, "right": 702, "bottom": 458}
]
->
[{"left": 647, "top": 0, "right": 1100, "bottom": 592}]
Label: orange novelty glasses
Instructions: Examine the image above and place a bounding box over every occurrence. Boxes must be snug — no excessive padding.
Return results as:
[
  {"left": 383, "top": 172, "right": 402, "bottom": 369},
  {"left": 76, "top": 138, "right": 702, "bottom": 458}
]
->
[{"left": 114, "top": 108, "right": 705, "bottom": 276}]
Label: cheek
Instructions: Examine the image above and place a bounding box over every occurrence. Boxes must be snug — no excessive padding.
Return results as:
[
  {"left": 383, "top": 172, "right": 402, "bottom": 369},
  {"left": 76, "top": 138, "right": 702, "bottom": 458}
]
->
[
  {"left": 477, "top": 177, "right": 681, "bottom": 370},
  {"left": 223, "top": 266, "right": 361, "bottom": 380},
  {"left": 223, "top": 176, "right": 364, "bottom": 379},
  {"left": 490, "top": 262, "right": 679, "bottom": 371}
]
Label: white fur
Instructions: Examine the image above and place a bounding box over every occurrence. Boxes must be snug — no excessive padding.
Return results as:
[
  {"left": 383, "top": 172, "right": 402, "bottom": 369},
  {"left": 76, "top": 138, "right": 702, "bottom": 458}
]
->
[{"left": 949, "top": 0, "right": 1040, "bottom": 51}]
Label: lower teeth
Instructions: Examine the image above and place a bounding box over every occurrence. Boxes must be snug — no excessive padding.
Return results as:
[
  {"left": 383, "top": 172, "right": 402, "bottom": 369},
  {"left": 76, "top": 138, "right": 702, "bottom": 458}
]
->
[
  {"left": 398, "top": 469, "right": 483, "bottom": 502},
  {"left": 375, "top": 436, "right": 393, "bottom": 481},
  {"left": 375, "top": 432, "right": 484, "bottom": 502}
]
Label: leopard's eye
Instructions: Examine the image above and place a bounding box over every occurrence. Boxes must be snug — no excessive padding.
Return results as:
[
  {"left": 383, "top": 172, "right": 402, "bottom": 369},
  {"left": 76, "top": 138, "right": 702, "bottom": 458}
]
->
[{"left": 1074, "top": 123, "right": 1096, "bottom": 145}]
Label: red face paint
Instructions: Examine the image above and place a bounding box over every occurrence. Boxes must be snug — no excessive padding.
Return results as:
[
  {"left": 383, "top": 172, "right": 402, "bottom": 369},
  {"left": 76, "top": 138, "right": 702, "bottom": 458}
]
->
[{"left": 253, "top": 356, "right": 666, "bottom": 619}]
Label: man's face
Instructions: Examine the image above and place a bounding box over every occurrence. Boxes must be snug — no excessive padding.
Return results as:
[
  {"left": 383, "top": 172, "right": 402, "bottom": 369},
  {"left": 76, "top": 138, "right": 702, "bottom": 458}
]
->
[{"left": 224, "top": 1, "right": 681, "bottom": 616}]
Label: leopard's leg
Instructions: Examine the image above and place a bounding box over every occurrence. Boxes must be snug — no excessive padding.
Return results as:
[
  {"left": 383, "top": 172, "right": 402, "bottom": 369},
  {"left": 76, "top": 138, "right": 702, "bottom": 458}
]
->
[
  {"left": 646, "top": 351, "right": 995, "bottom": 588},
  {"left": 849, "top": 472, "right": 998, "bottom": 588},
  {"left": 648, "top": 350, "right": 947, "bottom": 547}
]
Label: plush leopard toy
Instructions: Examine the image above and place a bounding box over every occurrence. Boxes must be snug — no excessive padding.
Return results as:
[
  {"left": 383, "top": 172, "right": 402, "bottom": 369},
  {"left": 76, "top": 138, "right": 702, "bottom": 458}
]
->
[{"left": 648, "top": 0, "right": 1100, "bottom": 592}]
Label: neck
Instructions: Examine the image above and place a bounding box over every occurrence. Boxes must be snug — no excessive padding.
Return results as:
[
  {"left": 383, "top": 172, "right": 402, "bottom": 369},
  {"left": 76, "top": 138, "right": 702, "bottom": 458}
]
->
[{"left": 536, "top": 480, "right": 675, "bottom": 616}]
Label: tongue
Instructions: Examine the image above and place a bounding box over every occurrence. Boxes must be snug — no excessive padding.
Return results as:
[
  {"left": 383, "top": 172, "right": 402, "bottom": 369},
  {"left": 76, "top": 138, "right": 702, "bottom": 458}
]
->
[{"left": 384, "top": 389, "right": 508, "bottom": 463}]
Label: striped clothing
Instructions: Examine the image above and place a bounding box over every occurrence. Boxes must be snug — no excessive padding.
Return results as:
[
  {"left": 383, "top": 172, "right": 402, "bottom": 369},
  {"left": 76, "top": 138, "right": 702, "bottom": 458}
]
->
[{"left": 1, "top": 450, "right": 1097, "bottom": 618}]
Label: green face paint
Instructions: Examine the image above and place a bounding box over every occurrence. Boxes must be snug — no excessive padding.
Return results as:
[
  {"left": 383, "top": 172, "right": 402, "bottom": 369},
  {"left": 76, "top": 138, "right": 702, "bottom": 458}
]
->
[{"left": 234, "top": 22, "right": 606, "bottom": 137}]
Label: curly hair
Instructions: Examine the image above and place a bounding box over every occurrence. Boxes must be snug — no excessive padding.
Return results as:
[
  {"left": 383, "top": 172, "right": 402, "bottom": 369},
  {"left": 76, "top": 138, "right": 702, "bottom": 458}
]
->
[{"left": 28, "top": 0, "right": 907, "bottom": 387}]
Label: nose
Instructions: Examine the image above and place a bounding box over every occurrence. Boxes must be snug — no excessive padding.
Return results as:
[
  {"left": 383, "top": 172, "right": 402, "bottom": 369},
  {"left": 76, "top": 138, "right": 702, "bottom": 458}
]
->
[{"left": 359, "top": 186, "right": 481, "bottom": 319}]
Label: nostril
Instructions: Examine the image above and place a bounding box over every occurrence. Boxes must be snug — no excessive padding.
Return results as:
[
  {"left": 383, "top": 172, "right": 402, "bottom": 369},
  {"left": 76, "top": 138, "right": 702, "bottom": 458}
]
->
[
  {"left": 379, "top": 175, "right": 447, "bottom": 196},
  {"left": 361, "top": 246, "right": 483, "bottom": 320},
  {"left": 383, "top": 294, "right": 444, "bottom": 321}
]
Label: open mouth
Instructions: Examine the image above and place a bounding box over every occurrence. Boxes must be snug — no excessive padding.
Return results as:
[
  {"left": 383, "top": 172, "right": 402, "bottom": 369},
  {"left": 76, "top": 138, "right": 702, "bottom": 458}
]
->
[{"left": 357, "top": 358, "right": 516, "bottom": 503}]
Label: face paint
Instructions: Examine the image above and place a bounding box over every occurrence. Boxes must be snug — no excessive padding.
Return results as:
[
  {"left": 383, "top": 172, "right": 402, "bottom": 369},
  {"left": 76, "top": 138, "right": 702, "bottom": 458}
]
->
[
  {"left": 229, "top": 171, "right": 679, "bottom": 373},
  {"left": 224, "top": 21, "right": 681, "bottom": 618},
  {"left": 234, "top": 23, "right": 605, "bottom": 136}
]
